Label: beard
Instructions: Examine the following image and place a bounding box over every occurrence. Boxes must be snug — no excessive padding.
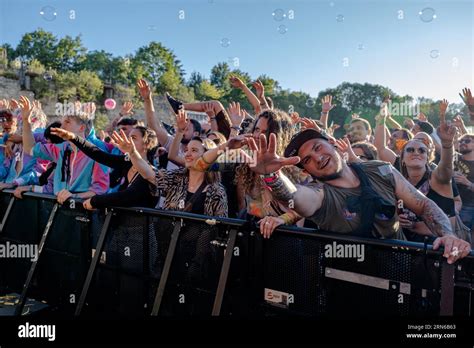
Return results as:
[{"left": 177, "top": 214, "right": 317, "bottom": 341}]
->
[
  {"left": 312, "top": 156, "right": 344, "bottom": 182},
  {"left": 459, "top": 148, "right": 472, "bottom": 155}
]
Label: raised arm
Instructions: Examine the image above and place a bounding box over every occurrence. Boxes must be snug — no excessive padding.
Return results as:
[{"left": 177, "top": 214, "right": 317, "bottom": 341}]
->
[
  {"left": 168, "top": 110, "right": 186, "bottom": 167},
  {"left": 137, "top": 79, "right": 171, "bottom": 147},
  {"left": 374, "top": 101, "right": 397, "bottom": 164},
  {"left": 19, "top": 96, "right": 36, "bottom": 155},
  {"left": 229, "top": 76, "right": 261, "bottom": 114},
  {"left": 246, "top": 133, "right": 323, "bottom": 217},
  {"left": 433, "top": 99, "right": 455, "bottom": 184},
  {"left": 111, "top": 130, "right": 155, "bottom": 183},
  {"left": 50, "top": 128, "right": 129, "bottom": 170},
  {"left": 252, "top": 80, "right": 269, "bottom": 111},
  {"left": 392, "top": 166, "right": 470, "bottom": 263},
  {"left": 319, "top": 95, "right": 336, "bottom": 130}
]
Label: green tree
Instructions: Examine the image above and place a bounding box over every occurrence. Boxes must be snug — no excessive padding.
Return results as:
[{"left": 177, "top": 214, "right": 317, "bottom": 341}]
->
[
  {"left": 131, "top": 42, "right": 185, "bottom": 95},
  {"left": 210, "top": 62, "right": 231, "bottom": 92},
  {"left": 15, "top": 29, "right": 86, "bottom": 71},
  {"left": 194, "top": 80, "right": 222, "bottom": 100}
]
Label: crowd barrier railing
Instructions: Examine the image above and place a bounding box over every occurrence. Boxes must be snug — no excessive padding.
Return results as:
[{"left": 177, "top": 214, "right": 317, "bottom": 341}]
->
[{"left": 0, "top": 190, "right": 473, "bottom": 317}]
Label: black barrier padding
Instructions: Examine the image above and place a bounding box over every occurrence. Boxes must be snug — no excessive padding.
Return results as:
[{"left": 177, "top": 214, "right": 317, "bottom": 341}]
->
[
  {"left": 454, "top": 257, "right": 474, "bottom": 315},
  {"left": 85, "top": 212, "right": 163, "bottom": 316},
  {"left": 32, "top": 207, "right": 92, "bottom": 314},
  {"left": 261, "top": 234, "right": 325, "bottom": 316},
  {"left": 0, "top": 196, "right": 54, "bottom": 295},
  {"left": 260, "top": 233, "right": 442, "bottom": 317},
  {"left": 160, "top": 221, "right": 225, "bottom": 316}
]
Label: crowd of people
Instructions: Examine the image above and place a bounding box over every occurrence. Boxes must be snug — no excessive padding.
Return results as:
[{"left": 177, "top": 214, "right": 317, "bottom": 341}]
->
[{"left": 0, "top": 78, "right": 473, "bottom": 263}]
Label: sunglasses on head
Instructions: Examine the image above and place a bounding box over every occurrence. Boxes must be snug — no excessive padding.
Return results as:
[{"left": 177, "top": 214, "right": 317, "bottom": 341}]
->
[
  {"left": 405, "top": 147, "right": 427, "bottom": 154},
  {"left": 460, "top": 138, "right": 472, "bottom": 144}
]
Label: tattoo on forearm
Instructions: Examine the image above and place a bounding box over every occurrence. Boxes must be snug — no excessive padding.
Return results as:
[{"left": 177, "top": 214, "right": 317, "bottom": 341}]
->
[
  {"left": 266, "top": 174, "right": 297, "bottom": 202},
  {"left": 420, "top": 199, "right": 453, "bottom": 237}
]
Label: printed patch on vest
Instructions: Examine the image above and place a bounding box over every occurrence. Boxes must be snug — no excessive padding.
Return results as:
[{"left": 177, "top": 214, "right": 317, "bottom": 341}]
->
[
  {"left": 377, "top": 164, "right": 392, "bottom": 177},
  {"left": 343, "top": 208, "right": 357, "bottom": 220}
]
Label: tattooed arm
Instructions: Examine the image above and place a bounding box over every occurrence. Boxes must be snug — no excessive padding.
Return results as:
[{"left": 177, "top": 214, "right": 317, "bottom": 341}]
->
[
  {"left": 264, "top": 173, "right": 324, "bottom": 218},
  {"left": 393, "top": 167, "right": 452, "bottom": 236},
  {"left": 392, "top": 167, "right": 470, "bottom": 263}
]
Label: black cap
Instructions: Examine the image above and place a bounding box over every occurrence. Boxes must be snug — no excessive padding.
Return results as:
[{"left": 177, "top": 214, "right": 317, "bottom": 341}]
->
[{"left": 284, "top": 129, "right": 330, "bottom": 168}]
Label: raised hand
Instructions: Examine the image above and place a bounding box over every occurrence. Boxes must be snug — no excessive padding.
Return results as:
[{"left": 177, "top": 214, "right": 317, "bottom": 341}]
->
[
  {"left": 175, "top": 109, "right": 188, "bottom": 133},
  {"left": 137, "top": 79, "right": 152, "bottom": 100},
  {"left": 0, "top": 99, "right": 9, "bottom": 110},
  {"left": 252, "top": 80, "right": 265, "bottom": 99},
  {"left": 452, "top": 115, "right": 465, "bottom": 129},
  {"left": 226, "top": 134, "right": 251, "bottom": 150},
  {"left": 9, "top": 99, "right": 19, "bottom": 111},
  {"left": 459, "top": 88, "right": 474, "bottom": 112},
  {"left": 321, "top": 95, "right": 336, "bottom": 113},
  {"left": 203, "top": 102, "right": 216, "bottom": 118},
  {"left": 229, "top": 75, "right": 245, "bottom": 89},
  {"left": 439, "top": 99, "right": 449, "bottom": 119},
  {"left": 111, "top": 129, "right": 137, "bottom": 154},
  {"left": 289, "top": 112, "right": 300, "bottom": 125},
  {"left": 18, "top": 96, "right": 33, "bottom": 122},
  {"left": 50, "top": 127, "right": 76, "bottom": 141},
  {"left": 120, "top": 101, "right": 134, "bottom": 116},
  {"left": 297, "top": 117, "right": 321, "bottom": 132},
  {"left": 335, "top": 137, "right": 358, "bottom": 162},
  {"left": 226, "top": 101, "right": 244, "bottom": 127},
  {"left": 247, "top": 133, "right": 300, "bottom": 174}
]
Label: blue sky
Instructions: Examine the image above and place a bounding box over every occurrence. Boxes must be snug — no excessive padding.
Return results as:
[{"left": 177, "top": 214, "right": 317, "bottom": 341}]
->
[{"left": 1, "top": 0, "right": 473, "bottom": 102}]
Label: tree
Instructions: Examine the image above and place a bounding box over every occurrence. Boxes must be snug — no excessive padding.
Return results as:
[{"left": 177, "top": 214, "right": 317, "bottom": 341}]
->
[
  {"left": 194, "top": 80, "right": 222, "bottom": 100},
  {"left": 15, "top": 29, "right": 86, "bottom": 71},
  {"left": 130, "top": 42, "right": 185, "bottom": 94},
  {"left": 15, "top": 29, "right": 57, "bottom": 65},
  {"left": 210, "top": 62, "right": 231, "bottom": 92},
  {"left": 187, "top": 71, "right": 205, "bottom": 90},
  {"left": 55, "top": 35, "right": 86, "bottom": 71},
  {"left": 55, "top": 70, "right": 103, "bottom": 102}
]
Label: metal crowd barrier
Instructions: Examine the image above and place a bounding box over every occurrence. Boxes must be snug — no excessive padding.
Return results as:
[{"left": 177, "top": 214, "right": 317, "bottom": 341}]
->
[{"left": 0, "top": 190, "right": 473, "bottom": 317}]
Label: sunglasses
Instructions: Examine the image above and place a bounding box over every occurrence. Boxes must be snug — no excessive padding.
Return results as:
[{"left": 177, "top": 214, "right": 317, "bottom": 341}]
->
[
  {"left": 405, "top": 147, "right": 427, "bottom": 154},
  {"left": 460, "top": 138, "right": 472, "bottom": 144}
]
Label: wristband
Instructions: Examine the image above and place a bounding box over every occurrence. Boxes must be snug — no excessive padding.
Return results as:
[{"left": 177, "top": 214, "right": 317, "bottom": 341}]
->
[{"left": 260, "top": 172, "right": 279, "bottom": 184}]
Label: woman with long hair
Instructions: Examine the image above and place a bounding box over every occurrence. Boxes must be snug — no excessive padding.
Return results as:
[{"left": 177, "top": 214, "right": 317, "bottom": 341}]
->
[{"left": 397, "top": 100, "right": 460, "bottom": 241}]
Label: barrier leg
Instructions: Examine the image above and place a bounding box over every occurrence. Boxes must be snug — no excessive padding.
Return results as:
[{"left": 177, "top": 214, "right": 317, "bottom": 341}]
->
[
  {"left": 151, "top": 220, "right": 182, "bottom": 316},
  {"left": 74, "top": 210, "right": 113, "bottom": 316},
  {"left": 0, "top": 197, "right": 15, "bottom": 235},
  {"left": 212, "top": 228, "right": 238, "bottom": 316},
  {"left": 440, "top": 261, "right": 455, "bottom": 315},
  {"left": 14, "top": 203, "right": 59, "bottom": 316}
]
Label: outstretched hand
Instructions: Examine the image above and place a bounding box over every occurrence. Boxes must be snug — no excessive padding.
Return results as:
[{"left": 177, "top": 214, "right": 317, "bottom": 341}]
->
[
  {"left": 247, "top": 133, "right": 300, "bottom": 174},
  {"left": 321, "top": 95, "right": 336, "bottom": 113},
  {"left": 50, "top": 127, "right": 76, "bottom": 141},
  {"left": 137, "top": 79, "right": 152, "bottom": 100},
  {"left": 111, "top": 129, "right": 137, "bottom": 154}
]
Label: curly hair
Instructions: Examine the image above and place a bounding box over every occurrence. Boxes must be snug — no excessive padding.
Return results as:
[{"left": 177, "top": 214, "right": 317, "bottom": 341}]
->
[{"left": 235, "top": 109, "right": 296, "bottom": 194}]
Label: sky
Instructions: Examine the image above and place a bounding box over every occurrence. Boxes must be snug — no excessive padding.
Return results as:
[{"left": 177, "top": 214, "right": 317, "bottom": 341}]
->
[{"left": 0, "top": 0, "right": 473, "bottom": 102}]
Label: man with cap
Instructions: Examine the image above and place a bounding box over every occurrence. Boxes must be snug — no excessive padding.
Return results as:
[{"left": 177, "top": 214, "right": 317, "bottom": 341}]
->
[{"left": 246, "top": 129, "right": 471, "bottom": 264}]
